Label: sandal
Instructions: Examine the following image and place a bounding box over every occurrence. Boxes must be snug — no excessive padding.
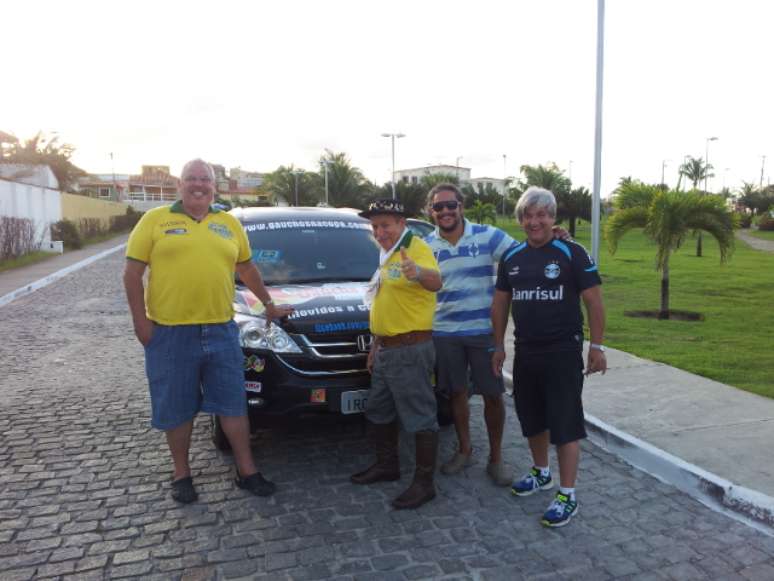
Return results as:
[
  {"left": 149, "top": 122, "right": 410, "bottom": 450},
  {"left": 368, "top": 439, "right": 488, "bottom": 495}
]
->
[
  {"left": 235, "top": 471, "right": 276, "bottom": 497},
  {"left": 171, "top": 476, "right": 198, "bottom": 504}
]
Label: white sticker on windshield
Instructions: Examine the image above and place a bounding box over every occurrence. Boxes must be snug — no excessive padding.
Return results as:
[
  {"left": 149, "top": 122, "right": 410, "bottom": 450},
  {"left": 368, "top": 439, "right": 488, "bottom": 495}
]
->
[{"left": 252, "top": 250, "right": 281, "bottom": 263}]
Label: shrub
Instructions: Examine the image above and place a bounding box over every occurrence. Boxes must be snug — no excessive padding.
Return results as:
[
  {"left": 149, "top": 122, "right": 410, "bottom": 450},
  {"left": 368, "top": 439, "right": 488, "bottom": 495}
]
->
[
  {"left": 51, "top": 219, "right": 82, "bottom": 249},
  {"left": 735, "top": 212, "right": 752, "bottom": 228},
  {"left": 78, "top": 218, "right": 105, "bottom": 240},
  {"left": 757, "top": 214, "right": 774, "bottom": 231},
  {"left": 0, "top": 216, "right": 39, "bottom": 260},
  {"left": 109, "top": 207, "right": 144, "bottom": 232}
]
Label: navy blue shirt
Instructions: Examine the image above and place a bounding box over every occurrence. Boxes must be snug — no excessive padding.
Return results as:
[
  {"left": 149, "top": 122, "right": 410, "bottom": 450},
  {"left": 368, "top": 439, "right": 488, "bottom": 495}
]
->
[{"left": 495, "top": 239, "right": 602, "bottom": 352}]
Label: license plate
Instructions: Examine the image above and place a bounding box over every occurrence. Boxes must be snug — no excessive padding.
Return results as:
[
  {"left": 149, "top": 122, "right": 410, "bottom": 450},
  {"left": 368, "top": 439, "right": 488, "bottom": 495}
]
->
[{"left": 341, "top": 390, "right": 368, "bottom": 415}]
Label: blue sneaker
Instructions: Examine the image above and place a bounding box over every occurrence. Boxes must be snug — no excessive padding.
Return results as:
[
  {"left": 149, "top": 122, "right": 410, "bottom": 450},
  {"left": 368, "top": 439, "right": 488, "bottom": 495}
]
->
[
  {"left": 510, "top": 467, "right": 553, "bottom": 497},
  {"left": 541, "top": 492, "right": 578, "bottom": 527}
]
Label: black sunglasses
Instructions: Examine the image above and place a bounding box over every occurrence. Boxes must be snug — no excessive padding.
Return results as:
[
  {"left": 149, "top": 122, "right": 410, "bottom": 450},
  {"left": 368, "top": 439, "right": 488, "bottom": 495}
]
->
[{"left": 432, "top": 200, "right": 460, "bottom": 212}]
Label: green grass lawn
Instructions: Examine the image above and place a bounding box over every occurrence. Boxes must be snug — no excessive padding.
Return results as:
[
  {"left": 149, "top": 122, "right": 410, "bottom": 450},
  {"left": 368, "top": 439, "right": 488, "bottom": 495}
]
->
[
  {"left": 497, "top": 217, "right": 774, "bottom": 399},
  {"left": 0, "top": 251, "right": 58, "bottom": 273},
  {"left": 0, "top": 231, "right": 127, "bottom": 273}
]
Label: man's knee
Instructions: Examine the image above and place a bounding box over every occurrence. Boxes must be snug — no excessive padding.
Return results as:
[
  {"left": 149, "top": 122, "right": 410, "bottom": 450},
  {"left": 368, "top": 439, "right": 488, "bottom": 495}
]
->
[
  {"left": 450, "top": 389, "right": 469, "bottom": 402},
  {"left": 482, "top": 394, "right": 504, "bottom": 409}
]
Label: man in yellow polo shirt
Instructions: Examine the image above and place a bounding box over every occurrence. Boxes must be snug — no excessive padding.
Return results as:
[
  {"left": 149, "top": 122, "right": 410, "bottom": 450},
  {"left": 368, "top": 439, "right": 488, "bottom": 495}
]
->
[
  {"left": 123, "top": 158, "right": 292, "bottom": 504},
  {"left": 350, "top": 198, "right": 442, "bottom": 510}
]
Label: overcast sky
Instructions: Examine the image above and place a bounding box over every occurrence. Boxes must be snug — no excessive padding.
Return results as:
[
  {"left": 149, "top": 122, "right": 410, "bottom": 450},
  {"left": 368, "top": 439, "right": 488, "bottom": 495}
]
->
[{"left": 3, "top": 0, "right": 772, "bottom": 196}]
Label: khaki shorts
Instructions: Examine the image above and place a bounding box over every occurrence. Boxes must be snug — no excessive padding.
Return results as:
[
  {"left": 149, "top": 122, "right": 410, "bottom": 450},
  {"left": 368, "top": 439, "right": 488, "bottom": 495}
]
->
[{"left": 366, "top": 340, "right": 438, "bottom": 433}]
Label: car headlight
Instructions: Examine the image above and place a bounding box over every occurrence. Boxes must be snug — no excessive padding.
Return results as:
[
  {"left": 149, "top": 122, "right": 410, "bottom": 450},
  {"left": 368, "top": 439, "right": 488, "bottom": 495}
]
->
[{"left": 234, "top": 313, "right": 302, "bottom": 353}]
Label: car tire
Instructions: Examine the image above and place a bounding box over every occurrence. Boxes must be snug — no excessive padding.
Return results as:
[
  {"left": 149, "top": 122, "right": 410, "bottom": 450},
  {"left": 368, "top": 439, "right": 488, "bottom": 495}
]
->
[{"left": 210, "top": 415, "right": 232, "bottom": 452}]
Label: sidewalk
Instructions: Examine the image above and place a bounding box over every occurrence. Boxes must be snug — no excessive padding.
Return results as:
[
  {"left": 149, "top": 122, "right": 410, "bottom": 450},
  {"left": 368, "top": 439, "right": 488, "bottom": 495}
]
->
[
  {"left": 503, "top": 328, "right": 774, "bottom": 527},
  {"left": 0, "top": 233, "right": 128, "bottom": 306}
]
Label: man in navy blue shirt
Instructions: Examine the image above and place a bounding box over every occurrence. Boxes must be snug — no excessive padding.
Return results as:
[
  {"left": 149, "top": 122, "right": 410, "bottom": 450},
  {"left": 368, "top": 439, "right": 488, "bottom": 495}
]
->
[{"left": 492, "top": 186, "right": 606, "bottom": 527}]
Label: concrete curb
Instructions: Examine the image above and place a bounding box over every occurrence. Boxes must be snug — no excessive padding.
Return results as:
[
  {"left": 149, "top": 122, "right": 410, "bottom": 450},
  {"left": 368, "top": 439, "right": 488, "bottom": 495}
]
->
[
  {"left": 503, "top": 371, "right": 774, "bottom": 533},
  {"left": 0, "top": 243, "right": 126, "bottom": 308}
]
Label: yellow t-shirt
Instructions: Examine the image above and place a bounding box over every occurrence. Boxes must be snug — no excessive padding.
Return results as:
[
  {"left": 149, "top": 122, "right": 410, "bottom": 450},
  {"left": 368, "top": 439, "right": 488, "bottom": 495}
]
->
[
  {"left": 370, "top": 233, "right": 439, "bottom": 336},
  {"left": 126, "top": 202, "right": 251, "bottom": 325}
]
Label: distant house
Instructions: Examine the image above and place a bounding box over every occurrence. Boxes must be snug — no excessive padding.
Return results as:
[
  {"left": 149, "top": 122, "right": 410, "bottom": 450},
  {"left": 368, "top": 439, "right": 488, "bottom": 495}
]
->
[
  {"left": 215, "top": 166, "right": 269, "bottom": 205},
  {"left": 127, "top": 166, "right": 178, "bottom": 211},
  {"left": 76, "top": 174, "right": 130, "bottom": 202}
]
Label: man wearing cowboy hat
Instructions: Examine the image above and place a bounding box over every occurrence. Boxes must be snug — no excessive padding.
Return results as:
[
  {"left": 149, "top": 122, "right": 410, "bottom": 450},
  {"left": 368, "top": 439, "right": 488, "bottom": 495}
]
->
[{"left": 350, "top": 198, "right": 443, "bottom": 510}]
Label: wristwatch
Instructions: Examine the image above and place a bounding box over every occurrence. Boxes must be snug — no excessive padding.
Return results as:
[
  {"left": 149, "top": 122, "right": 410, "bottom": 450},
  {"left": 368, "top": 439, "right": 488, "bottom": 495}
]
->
[{"left": 590, "top": 343, "right": 606, "bottom": 352}]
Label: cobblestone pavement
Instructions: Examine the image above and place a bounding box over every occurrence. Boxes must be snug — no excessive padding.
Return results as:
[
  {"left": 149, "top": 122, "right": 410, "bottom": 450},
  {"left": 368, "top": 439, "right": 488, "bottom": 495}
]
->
[{"left": 1, "top": 253, "right": 773, "bottom": 581}]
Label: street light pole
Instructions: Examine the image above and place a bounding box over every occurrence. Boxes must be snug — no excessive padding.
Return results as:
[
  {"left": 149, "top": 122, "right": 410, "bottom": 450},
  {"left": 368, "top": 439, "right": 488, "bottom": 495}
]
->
[
  {"left": 661, "top": 159, "right": 670, "bottom": 187},
  {"left": 292, "top": 169, "right": 304, "bottom": 206},
  {"left": 590, "top": 0, "right": 605, "bottom": 264},
  {"left": 705, "top": 136, "right": 718, "bottom": 193},
  {"left": 381, "top": 133, "right": 405, "bottom": 199},
  {"left": 502, "top": 154, "right": 507, "bottom": 216},
  {"left": 761, "top": 155, "right": 767, "bottom": 190},
  {"left": 322, "top": 160, "right": 330, "bottom": 206}
]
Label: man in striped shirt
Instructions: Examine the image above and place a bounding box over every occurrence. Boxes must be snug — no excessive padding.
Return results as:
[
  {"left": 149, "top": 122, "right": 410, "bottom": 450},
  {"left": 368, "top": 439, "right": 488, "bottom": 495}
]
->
[{"left": 424, "top": 183, "right": 517, "bottom": 485}]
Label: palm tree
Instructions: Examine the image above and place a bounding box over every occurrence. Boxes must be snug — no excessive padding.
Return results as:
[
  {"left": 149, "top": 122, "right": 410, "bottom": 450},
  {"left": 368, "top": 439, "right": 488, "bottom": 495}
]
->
[
  {"left": 263, "top": 165, "right": 320, "bottom": 206},
  {"left": 612, "top": 179, "right": 660, "bottom": 210},
  {"left": 515, "top": 163, "right": 571, "bottom": 196},
  {"left": 606, "top": 190, "right": 735, "bottom": 319},
  {"left": 556, "top": 186, "right": 591, "bottom": 237},
  {"left": 319, "top": 150, "right": 371, "bottom": 209},
  {"left": 679, "top": 156, "right": 714, "bottom": 190},
  {"left": 467, "top": 200, "right": 497, "bottom": 225},
  {"left": 678, "top": 156, "right": 716, "bottom": 257}
]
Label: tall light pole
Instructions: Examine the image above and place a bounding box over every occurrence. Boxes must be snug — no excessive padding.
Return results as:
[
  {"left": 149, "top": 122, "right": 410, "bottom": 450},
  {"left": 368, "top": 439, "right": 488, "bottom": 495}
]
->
[
  {"left": 761, "top": 155, "right": 767, "bottom": 189},
  {"left": 322, "top": 160, "right": 331, "bottom": 206},
  {"left": 704, "top": 136, "right": 718, "bottom": 193},
  {"left": 723, "top": 167, "right": 730, "bottom": 191},
  {"left": 502, "top": 154, "right": 507, "bottom": 216},
  {"left": 292, "top": 169, "right": 304, "bottom": 206},
  {"left": 590, "top": 0, "right": 605, "bottom": 264},
  {"left": 661, "top": 159, "right": 671, "bottom": 187},
  {"left": 381, "top": 132, "right": 405, "bottom": 199}
]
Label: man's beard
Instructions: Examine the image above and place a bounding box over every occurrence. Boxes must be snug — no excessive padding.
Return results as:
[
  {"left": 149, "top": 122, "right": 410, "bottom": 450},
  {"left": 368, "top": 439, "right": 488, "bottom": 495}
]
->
[{"left": 438, "top": 216, "right": 460, "bottom": 232}]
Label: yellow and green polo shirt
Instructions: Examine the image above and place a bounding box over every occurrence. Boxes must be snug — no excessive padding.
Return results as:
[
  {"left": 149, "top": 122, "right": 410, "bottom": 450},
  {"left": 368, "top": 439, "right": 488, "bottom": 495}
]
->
[
  {"left": 370, "top": 232, "right": 439, "bottom": 337},
  {"left": 126, "top": 201, "right": 251, "bottom": 325}
]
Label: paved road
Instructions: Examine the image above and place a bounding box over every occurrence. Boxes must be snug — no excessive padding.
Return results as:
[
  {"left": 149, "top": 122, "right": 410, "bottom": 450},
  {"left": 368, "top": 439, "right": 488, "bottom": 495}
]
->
[
  {"left": 736, "top": 230, "right": 774, "bottom": 253},
  {"left": 1, "top": 253, "right": 773, "bottom": 580}
]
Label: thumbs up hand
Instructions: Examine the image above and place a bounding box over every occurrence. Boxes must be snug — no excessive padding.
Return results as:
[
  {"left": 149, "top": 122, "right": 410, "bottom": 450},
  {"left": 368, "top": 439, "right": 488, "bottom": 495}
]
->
[{"left": 400, "top": 248, "right": 420, "bottom": 282}]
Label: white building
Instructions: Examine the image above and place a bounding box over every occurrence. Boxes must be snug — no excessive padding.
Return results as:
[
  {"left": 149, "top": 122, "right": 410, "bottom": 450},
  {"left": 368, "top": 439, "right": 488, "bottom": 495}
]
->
[
  {"left": 395, "top": 164, "right": 471, "bottom": 185},
  {"left": 394, "top": 164, "right": 507, "bottom": 195}
]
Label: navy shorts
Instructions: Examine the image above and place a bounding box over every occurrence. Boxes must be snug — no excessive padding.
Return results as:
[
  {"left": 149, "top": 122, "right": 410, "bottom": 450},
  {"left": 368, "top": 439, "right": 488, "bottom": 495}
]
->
[
  {"left": 434, "top": 334, "right": 505, "bottom": 396},
  {"left": 512, "top": 349, "right": 586, "bottom": 445},
  {"left": 144, "top": 321, "right": 247, "bottom": 430}
]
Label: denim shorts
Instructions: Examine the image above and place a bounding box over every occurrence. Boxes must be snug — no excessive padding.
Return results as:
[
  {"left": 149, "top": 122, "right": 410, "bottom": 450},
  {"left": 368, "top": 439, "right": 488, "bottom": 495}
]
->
[{"left": 144, "top": 321, "right": 247, "bottom": 430}]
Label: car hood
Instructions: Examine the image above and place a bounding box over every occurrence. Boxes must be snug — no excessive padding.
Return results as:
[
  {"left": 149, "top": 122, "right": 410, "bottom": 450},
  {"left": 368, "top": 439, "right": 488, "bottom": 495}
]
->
[{"left": 234, "top": 281, "right": 371, "bottom": 336}]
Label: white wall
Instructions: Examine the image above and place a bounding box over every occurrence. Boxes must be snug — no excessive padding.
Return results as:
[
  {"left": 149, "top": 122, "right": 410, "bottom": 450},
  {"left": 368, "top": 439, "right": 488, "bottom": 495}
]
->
[{"left": 0, "top": 178, "right": 62, "bottom": 245}]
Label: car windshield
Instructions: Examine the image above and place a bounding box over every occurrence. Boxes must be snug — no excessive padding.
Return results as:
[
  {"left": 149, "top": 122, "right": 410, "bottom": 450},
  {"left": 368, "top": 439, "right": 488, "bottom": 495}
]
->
[{"left": 244, "top": 219, "right": 379, "bottom": 285}]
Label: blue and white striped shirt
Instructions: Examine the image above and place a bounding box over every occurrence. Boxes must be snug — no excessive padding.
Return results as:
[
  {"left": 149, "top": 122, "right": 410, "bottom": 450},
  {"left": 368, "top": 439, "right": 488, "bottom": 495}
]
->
[{"left": 426, "top": 219, "right": 517, "bottom": 336}]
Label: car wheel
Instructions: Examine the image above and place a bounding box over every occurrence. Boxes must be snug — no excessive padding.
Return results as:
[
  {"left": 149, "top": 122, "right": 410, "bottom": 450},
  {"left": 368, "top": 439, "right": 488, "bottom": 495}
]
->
[{"left": 210, "top": 415, "right": 232, "bottom": 452}]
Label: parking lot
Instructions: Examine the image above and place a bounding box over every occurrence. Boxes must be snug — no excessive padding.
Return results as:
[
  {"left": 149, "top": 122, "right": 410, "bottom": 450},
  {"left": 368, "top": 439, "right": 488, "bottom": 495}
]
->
[{"left": 1, "top": 252, "right": 773, "bottom": 580}]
